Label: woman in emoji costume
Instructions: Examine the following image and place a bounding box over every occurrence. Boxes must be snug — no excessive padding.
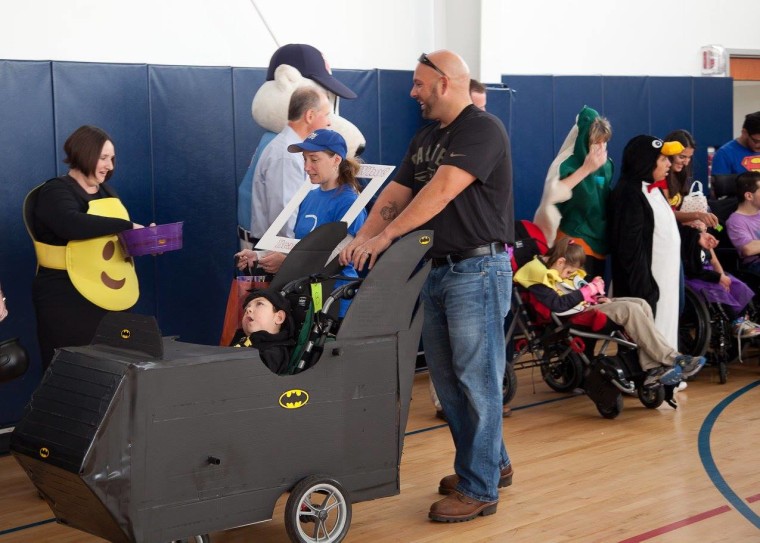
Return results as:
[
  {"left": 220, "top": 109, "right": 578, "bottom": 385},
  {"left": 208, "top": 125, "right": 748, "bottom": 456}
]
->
[{"left": 28, "top": 126, "right": 143, "bottom": 370}]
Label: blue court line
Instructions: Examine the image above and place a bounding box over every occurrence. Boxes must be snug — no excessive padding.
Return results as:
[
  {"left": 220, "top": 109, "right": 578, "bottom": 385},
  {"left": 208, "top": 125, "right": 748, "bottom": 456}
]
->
[
  {"left": 0, "top": 517, "right": 56, "bottom": 536},
  {"left": 405, "top": 392, "right": 583, "bottom": 436},
  {"left": 698, "top": 379, "right": 760, "bottom": 529}
]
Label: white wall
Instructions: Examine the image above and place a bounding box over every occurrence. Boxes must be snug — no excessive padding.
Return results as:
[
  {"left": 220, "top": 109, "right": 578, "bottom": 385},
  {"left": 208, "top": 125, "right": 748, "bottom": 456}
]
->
[
  {"left": 733, "top": 82, "right": 760, "bottom": 136},
  {"left": 0, "top": 0, "right": 436, "bottom": 70},
  {"left": 3, "top": 0, "right": 758, "bottom": 80},
  {"left": 480, "top": 0, "right": 760, "bottom": 81}
]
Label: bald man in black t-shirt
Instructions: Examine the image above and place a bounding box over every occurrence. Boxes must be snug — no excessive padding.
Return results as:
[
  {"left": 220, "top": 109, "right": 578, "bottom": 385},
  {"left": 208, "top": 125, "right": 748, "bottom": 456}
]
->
[{"left": 341, "top": 50, "right": 514, "bottom": 523}]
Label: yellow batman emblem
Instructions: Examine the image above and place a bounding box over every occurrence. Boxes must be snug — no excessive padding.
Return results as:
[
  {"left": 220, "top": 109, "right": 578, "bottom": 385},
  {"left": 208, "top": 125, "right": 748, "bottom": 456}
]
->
[{"left": 279, "top": 389, "right": 309, "bottom": 409}]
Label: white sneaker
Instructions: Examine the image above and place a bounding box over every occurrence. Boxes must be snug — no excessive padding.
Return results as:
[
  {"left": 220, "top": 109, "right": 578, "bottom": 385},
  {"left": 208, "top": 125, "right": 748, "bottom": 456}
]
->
[{"left": 676, "top": 381, "right": 688, "bottom": 392}]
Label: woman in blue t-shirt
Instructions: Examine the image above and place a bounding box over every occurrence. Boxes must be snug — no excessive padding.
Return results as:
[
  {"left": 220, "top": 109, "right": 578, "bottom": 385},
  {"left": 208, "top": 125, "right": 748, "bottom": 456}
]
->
[{"left": 237, "top": 129, "right": 366, "bottom": 316}]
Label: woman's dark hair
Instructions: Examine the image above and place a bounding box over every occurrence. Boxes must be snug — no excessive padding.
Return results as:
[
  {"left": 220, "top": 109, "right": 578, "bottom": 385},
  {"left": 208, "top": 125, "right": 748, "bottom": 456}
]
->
[
  {"left": 544, "top": 237, "right": 586, "bottom": 269},
  {"left": 664, "top": 129, "right": 696, "bottom": 197},
  {"left": 63, "top": 125, "right": 114, "bottom": 180}
]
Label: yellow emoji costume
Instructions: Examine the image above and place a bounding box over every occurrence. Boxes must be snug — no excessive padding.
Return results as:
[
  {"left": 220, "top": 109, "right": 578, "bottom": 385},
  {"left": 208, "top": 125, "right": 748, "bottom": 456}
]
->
[{"left": 27, "top": 176, "right": 139, "bottom": 369}]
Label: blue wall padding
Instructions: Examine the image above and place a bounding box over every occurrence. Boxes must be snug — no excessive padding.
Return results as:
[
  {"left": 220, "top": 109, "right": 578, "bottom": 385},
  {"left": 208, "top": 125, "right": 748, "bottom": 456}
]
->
[
  {"left": 504, "top": 75, "right": 556, "bottom": 219},
  {"left": 377, "top": 70, "right": 425, "bottom": 169},
  {"left": 232, "top": 68, "right": 268, "bottom": 184},
  {"left": 552, "top": 77, "right": 603, "bottom": 145},
  {"left": 0, "top": 61, "right": 56, "bottom": 425},
  {"left": 0, "top": 60, "right": 733, "bottom": 426},
  {"left": 336, "top": 70, "right": 381, "bottom": 163},
  {"left": 502, "top": 74, "right": 733, "bottom": 220},
  {"left": 693, "top": 77, "right": 735, "bottom": 187},
  {"left": 149, "top": 66, "right": 238, "bottom": 344}
]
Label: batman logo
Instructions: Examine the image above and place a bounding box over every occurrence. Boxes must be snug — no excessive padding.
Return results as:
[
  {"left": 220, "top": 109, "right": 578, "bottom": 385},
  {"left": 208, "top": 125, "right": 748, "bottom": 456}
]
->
[
  {"left": 279, "top": 389, "right": 309, "bottom": 409},
  {"left": 39, "top": 447, "right": 50, "bottom": 459},
  {"left": 121, "top": 329, "right": 131, "bottom": 339},
  {"left": 419, "top": 235, "right": 431, "bottom": 245}
]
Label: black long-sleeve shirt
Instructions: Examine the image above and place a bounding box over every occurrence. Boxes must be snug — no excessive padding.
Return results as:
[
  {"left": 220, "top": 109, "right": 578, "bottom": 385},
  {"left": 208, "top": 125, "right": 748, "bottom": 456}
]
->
[{"left": 33, "top": 175, "right": 133, "bottom": 246}]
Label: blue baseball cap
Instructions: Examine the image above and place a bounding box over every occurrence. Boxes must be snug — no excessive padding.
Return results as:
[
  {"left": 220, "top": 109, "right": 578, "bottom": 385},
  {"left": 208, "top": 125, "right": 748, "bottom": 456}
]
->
[{"left": 288, "top": 129, "right": 348, "bottom": 160}]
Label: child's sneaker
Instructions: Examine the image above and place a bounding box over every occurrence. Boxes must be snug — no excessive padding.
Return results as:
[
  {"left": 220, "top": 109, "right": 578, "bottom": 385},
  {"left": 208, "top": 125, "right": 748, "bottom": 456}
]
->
[
  {"left": 644, "top": 367, "right": 664, "bottom": 387},
  {"left": 674, "top": 354, "right": 706, "bottom": 378},
  {"left": 676, "top": 380, "right": 688, "bottom": 391},
  {"left": 645, "top": 365, "right": 682, "bottom": 387},
  {"left": 732, "top": 317, "right": 760, "bottom": 338}
]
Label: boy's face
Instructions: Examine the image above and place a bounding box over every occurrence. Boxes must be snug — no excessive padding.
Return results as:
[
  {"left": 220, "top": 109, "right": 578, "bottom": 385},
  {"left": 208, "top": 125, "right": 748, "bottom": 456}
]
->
[
  {"left": 242, "top": 296, "right": 284, "bottom": 335},
  {"left": 745, "top": 180, "right": 760, "bottom": 210}
]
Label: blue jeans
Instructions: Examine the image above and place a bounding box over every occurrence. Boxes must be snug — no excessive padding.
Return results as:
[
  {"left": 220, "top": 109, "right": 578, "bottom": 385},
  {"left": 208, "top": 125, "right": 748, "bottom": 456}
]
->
[{"left": 421, "top": 252, "right": 512, "bottom": 502}]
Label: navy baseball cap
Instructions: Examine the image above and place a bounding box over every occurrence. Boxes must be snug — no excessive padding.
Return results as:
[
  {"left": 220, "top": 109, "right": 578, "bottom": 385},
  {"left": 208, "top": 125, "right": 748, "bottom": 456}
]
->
[
  {"left": 288, "top": 129, "right": 348, "bottom": 160},
  {"left": 266, "top": 44, "right": 357, "bottom": 99}
]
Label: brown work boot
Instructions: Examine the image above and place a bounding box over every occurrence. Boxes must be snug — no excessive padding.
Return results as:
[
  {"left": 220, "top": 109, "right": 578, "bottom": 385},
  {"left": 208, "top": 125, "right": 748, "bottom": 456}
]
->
[
  {"left": 429, "top": 491, "right": 498, "bottom": 522},
  {"left": 438, "top": 464, "right": 513, "bottom": 495}
]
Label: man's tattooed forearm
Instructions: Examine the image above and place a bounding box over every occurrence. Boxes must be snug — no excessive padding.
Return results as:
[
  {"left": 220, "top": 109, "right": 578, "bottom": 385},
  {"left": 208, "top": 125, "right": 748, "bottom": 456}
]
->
[{"left": 380, "top": 202, "right": 400, "bottom": 221}]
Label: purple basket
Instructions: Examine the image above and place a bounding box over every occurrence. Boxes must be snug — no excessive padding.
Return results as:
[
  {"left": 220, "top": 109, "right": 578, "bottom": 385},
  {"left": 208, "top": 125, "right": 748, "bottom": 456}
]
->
[{"left": 118, "top": 222, "right": 183, "bottom": 257}]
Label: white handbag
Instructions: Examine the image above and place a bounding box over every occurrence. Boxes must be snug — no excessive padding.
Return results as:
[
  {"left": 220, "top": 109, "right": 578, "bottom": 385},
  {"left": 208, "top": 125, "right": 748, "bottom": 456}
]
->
[{"left": 679, "top": 180, "right": 708, "bottom": 213}]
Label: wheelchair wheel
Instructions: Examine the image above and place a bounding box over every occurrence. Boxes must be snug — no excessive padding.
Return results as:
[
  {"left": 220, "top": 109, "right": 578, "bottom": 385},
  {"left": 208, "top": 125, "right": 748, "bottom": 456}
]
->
[
  {"left": 285, "top": 475, "right": 351, "bottom": 543},
  {"left": 637, "top": 385, "right": 665, "bottom": 409},
  {"left": 541, "top": 352, "right": 584, "bottom": 393},
  {"left": 678, "top": 286, "right": 711, "bottom": 357},
  {"left": 503, "top": 362, "right": 518, "bottom": 405},
  {"left": 596, "top": 394, "right": 624, "bottom": 419}
]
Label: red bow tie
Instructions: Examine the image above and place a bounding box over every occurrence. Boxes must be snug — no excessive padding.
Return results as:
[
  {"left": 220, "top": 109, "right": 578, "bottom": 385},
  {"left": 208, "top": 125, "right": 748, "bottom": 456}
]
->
[{"left": 647, "top": 179, "right": 668, "bottom": 193}]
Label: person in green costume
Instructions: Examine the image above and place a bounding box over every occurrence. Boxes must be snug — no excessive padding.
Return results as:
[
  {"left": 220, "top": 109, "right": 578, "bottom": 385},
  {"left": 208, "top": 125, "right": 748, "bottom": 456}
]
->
[{"left": 534, "top": 106, "right": 613, "bottom": 278}]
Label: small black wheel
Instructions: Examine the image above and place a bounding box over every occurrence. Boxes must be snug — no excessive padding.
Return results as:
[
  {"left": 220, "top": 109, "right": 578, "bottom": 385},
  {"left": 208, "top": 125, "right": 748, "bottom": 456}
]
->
[
  {"left": 502, "top": 362, "right": 518, "bottom": 405},
  {"left": 718, "top": 361, "right": 728, "bottom": 384},
  {"left": 596, "top": 394, "right": 623, "bottom": 419},
  {"left": 171, "top": 535, "right": 209, "bottom": 543},
  {"left": 637, "top": 384, "right": 665, "bottom": 409},
  {"left": 285, "top": 475, "right": 352, "bottom": 543},
  {"left": 541, "top": 351, "right": 584, "bottom": 393}
]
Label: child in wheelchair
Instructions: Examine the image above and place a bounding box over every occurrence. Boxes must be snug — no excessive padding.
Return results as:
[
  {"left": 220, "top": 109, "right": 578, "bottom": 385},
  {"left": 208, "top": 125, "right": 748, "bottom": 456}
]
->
[
  {"left": 680, "top": 225, "right": 760, "bottom": 339},
  {"left": 231, "top": 277, "right": 363, "bottom": 376},
  {"left": 230, "top": 288, "right": 297, "bottom": 374},
  {"left": 514, "top": 237, "right": 705, "bottom": 387}
]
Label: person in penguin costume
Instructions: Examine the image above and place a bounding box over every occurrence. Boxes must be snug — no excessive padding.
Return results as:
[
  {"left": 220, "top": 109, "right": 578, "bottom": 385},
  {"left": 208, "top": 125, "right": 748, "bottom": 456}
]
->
[{"left": 608, "top": 134, "right": 685, "bottom": 349}]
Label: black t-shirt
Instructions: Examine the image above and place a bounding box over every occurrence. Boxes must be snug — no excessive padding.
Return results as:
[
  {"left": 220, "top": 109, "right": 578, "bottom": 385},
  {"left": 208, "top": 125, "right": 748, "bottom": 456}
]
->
[{"left": 395, "top": 105, "right": 514, "bottom": 257}]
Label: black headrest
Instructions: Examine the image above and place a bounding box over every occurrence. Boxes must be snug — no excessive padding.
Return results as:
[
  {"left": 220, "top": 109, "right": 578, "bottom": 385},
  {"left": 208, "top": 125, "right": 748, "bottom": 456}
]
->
[{"left": 712, "top": 174, "right": 738, "bottom": 199}]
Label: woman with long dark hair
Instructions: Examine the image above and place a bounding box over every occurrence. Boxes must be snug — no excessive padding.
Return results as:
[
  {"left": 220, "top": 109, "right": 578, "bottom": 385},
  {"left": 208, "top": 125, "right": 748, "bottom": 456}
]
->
[{"left": 663, "top": 129, "right": 719, "bottom": 229}]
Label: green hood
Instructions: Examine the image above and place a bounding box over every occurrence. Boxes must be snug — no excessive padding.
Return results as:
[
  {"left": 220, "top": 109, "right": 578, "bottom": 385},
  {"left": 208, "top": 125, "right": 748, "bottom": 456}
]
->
[{"left": 555, "top": 106, "right": 614, "bottom": 255}]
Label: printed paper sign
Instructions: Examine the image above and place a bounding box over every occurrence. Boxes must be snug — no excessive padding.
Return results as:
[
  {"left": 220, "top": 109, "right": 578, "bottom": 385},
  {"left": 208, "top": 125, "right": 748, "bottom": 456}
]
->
[{"left": 255, "top": 164, "right": 394, "bottom": 263}]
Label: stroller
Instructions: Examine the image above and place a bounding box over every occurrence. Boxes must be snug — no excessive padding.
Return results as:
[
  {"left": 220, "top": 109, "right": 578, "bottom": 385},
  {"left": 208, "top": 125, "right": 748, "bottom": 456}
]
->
[{"left": 505, "top": 221, "right": 677, "bottom": 418}]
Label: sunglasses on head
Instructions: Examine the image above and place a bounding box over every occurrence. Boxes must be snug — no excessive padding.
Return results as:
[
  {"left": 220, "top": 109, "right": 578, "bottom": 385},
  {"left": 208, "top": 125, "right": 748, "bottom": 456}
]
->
[{"left": 418, "top": 53, "right": 447, "bottom": 78}]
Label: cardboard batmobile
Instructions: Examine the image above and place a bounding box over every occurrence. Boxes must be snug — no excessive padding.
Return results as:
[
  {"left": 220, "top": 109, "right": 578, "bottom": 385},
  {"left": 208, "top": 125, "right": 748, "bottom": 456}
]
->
[{"left": 11, "top": 224, "right": 432, "bottom": 543}]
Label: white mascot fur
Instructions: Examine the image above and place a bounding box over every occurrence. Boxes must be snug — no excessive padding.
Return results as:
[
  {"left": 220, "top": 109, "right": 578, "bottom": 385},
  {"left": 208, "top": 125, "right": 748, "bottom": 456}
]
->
[{"left": 237, "top": 43, "right": 366, "bottom": 247}]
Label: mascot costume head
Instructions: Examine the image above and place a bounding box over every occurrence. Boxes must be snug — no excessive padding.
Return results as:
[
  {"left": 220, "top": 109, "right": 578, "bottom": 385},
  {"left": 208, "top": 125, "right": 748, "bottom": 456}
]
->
[
  {"left": 252, "top": 43, "right": 365, "bottom": 157},
  {"left": 238, "top": 44, "right": 366, "bottom": 245}
]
